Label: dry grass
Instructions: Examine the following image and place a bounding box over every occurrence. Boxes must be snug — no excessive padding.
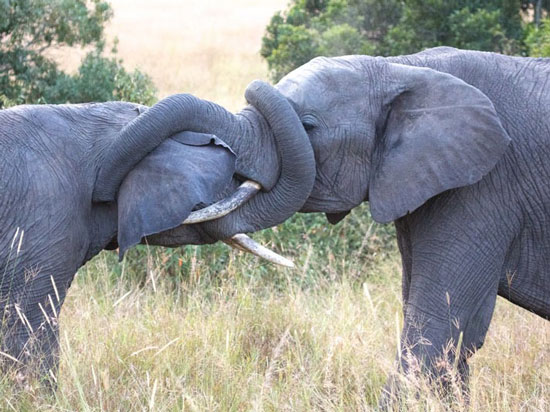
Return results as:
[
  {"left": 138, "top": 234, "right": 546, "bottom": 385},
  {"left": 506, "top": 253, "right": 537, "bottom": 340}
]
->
[
  {"left": 4, "top": 204, "right": 550, "bottom": 411},
  {"left": 105, "top": 0, "right": 285, "bottom": 110},
  {"left": 4, "top": 241, "right": 550, "bottom": 411},
  {"left": 8, "top": 0, "right": 550, "bottom": 410},
  {"left": 56, "top": 0, "right": 286, "bottom": 111}
]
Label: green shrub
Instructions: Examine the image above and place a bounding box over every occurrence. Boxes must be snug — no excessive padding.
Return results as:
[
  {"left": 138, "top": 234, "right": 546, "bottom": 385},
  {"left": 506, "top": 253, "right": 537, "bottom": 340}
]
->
[
  {"left": 96, "top": 203, "right": 397, "bottom": 290},
  {"left": 525, "top": 18, "right": 550, "bottom": 57},
  {"left": 0, "top": 0, "right": 156, "bottom": 107},
  {"left": 261, "top": 0, "right": 395, "bottom": 81},
  {"left": 262, "top": 0, "right": 542, "bottom": 81}
]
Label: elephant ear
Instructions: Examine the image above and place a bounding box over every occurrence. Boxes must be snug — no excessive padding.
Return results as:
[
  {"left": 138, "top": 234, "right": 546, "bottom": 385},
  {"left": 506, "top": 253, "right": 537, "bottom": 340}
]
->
[
  {"left": 369, "top": 63, "right": 511, "bottom": 223},
  {"left": 117, "top": 131, "right": 235, "bottom": 257}
]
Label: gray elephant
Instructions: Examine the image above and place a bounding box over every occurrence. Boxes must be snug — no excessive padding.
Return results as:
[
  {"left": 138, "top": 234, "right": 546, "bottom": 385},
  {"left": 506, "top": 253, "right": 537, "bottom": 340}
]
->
[
  {"left": 0, "top": 81, "right": 316, "bottom": 381},
  {"left": 262, "top": 47, "right": 549, "bottom": 397}
]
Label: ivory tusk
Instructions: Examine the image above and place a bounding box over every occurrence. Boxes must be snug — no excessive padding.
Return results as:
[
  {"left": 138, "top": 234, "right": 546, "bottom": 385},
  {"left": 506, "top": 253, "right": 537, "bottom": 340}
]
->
[
  {"left": 224, "top": 233, "right": 295, "bottom": 268},
  {"left": 183, "top": 180, "right": 261, "bottom": 224}
]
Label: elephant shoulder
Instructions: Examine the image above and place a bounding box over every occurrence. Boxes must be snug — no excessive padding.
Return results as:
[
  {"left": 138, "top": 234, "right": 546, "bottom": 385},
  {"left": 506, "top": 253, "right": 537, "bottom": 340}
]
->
[{"left": 0, "top": 102, "right": 141, "bottom": 202}]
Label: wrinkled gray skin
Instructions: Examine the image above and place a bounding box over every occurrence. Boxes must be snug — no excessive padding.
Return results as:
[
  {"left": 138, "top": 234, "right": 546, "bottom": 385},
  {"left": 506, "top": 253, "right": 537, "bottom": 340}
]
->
[
  {"left": 0, "top": 81, "right": 315, "bottom": 382},
  {"left": 270, "top": 47, "right": 550, "bottom": 399}
]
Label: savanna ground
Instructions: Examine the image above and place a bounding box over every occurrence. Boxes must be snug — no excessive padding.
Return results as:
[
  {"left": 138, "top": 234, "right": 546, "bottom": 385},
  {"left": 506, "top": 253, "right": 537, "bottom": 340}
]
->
[{"left": 4, "top": 1, "right": 550, "bottom": 410}]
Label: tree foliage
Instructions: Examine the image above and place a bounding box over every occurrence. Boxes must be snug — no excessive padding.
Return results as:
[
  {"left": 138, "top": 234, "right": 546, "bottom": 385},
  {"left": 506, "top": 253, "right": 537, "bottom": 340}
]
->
[
  {"left": 525, "top": 18, "right": 550, "bottom": 56},
  {"left": 262, "top": 0, "right": 549, "bottom": 81},
  {"left": 261, "top": 0, "right": 400, "bottom": 81},
  {"left": 0, "top": 0, "right": 156, "bottom": 108},
  {"left": 382, "top": 0, "right": 524, "bottom": 56}
]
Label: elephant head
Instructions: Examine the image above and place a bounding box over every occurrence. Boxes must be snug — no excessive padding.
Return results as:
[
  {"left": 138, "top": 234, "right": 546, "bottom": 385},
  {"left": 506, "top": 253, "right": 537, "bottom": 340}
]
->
[
  {"left": 267, "top": 56, "right": 511, "bottom": 223},
  {"left": 92, "top": 81, "right": 316, "bottom": 261}
]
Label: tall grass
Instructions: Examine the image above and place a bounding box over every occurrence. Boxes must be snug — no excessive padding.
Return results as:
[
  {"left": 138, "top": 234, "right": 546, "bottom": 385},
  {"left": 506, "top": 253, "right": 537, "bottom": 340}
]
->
[
  {"left": 6, "top": 0, "right": 550, "bottom": 410},
  {"left": 3, "top": 206, "right": 550, "bottom": 410}
]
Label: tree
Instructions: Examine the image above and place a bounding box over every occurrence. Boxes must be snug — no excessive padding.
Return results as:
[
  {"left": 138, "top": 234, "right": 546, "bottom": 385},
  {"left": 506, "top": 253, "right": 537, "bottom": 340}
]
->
[
  {"left": 261, "top": 0, "right": 549, "bottom": 81},
  {"left": 382, "top": 0, "right": 525, "bottom": 56},
  {"left": 522, "top": 0, "right": 550, "bottom": 26},
  {"left": 261, "top": 0, "right": 401, "bottom": 81},
  {"left": 0, "top": 0, "right": 156, "bottom": 108}
]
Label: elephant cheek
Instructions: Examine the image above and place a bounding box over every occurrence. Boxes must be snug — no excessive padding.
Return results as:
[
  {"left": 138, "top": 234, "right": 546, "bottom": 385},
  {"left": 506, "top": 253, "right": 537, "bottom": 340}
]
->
[
  {"left": 303, "top": 126, "right": 370, "bottom": 213},
  {"left": 301, "top": 164, "right": 369, "bottom": 213}
]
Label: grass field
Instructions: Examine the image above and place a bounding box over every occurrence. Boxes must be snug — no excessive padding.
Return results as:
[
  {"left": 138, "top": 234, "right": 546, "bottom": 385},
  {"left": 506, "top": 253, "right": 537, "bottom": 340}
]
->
[{"left": 5, "top": 1, "right": 550, "bottom": 410}]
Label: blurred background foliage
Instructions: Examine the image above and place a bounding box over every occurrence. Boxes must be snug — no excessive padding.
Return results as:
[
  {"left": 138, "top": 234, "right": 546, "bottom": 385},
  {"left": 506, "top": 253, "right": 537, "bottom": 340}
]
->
[
  {"left": 262, "top": 0, "right": 550, "bottom": 81},
  {"left": 0, "top": 0, "right": 156, "bottom": 108}
]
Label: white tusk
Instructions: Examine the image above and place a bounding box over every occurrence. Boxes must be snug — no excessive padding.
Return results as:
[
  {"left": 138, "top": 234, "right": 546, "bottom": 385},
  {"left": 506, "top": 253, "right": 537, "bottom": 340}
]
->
[
  {"left": 224, "top": 233, "right": 295, "bottom": 268},
  {"left": 183, "top": 180, "right": 261, "bottom": 224}
]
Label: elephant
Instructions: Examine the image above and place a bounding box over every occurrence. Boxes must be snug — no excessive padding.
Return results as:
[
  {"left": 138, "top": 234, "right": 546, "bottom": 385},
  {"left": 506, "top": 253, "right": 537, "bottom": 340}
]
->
[
  {"left": 0, "top": 81, "right": 316, "bottom": 382},
  {"left": 256, "top": 47, "right": 549, "bottom": 399}
]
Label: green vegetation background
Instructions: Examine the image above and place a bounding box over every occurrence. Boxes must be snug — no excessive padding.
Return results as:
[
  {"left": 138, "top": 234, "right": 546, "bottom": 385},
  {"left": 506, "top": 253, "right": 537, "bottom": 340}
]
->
[
  {"left": 262, "top": 0, "right": 550, "bottom": 81},
  {"left": 3, "top": 1, "right": 550, "bottom": 106}
]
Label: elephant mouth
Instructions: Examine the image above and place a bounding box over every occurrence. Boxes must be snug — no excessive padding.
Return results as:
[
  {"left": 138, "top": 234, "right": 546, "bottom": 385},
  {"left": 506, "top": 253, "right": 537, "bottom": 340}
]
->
[
  {"left": 100, "top": 79, "right": 314, "bottom": 267},
  {"left": 180, "top": 179, "right": 295, "bottom": 268}
]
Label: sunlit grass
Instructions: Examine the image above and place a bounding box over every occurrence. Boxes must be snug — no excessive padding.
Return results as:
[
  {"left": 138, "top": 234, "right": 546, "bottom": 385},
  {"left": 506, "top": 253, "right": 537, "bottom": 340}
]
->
[
  {"left": 3, "top": 206, "right": 550, "bottom": 410},
  {"left": 52, "top": 0, "right": 286, "bottom": 111}
]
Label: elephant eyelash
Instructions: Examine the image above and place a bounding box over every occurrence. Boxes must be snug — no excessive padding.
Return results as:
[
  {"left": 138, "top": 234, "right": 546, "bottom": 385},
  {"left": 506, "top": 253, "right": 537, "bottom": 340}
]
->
[{"left": 301, "top": 114, "right": 317, "bottom": 131}]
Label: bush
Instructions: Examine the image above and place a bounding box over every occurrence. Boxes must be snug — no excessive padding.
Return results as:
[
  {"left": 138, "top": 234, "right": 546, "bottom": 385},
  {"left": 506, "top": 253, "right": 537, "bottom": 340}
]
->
[
  {"left": 261, "top": 0, "right": 396, "bottom": 81},
  {"left": 382, "top": 0, "right": 524, "bottom": 56},
  {"left": 104, "top": 203, "right": 397, "bottom": 290},
  {"left": 525, "top": 18, "right": 550, "bottom": 56},
  {"left": 0, "top": 0, "right": 156, "bottom": 107}
]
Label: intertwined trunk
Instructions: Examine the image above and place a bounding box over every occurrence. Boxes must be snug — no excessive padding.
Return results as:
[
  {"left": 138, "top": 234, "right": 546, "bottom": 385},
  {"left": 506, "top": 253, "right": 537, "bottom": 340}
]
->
[{"left": 95, "top": 81, "right": 315, "bottom": 239}]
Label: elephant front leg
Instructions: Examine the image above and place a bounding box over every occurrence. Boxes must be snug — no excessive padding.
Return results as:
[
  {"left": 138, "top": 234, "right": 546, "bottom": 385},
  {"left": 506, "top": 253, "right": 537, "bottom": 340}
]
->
[
  {"left": 0, "top": 271, "right": 71, "bottom": 388},
  {"left": 381, "top": 238, "right": 504, "bottom": 407}
]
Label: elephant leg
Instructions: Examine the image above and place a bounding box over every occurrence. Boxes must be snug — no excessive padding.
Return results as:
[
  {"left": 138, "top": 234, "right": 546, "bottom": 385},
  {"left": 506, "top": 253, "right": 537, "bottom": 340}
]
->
[
  {"left": 398, "top": 284, "right": 496, "bottom": 392},
  {"left": 1, "top": 269, "right": 73, "bottom": 387},
  {"left": 381, "top": 278, "right": 499, "bottom": 407},
  {"left": 381, "top": 221, "right": 506, "bottom": 407}
]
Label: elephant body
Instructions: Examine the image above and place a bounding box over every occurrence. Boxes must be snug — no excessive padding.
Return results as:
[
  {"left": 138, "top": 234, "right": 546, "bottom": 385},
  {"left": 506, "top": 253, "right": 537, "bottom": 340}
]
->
[
  {"left": 271, "top": 47, "right": 550, "bottom": 394},
  {"left": 0, "top": 102, "right": 139, "bottom": 375},
  {"left": 394, "top": 50, "right": 550, "bottom": 393},
  {"left": 390, "top": 48, "right": 550, "bottom": 321}
]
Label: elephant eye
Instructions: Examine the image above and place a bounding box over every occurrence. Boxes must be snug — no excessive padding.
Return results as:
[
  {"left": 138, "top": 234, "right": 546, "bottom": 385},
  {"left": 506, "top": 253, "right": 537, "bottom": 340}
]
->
[
  {"left": 301, "top": 115, "right": 317, "bottom": 132},
  {"left": 302, "top": 121, "right": 315, "bottom": 132}
]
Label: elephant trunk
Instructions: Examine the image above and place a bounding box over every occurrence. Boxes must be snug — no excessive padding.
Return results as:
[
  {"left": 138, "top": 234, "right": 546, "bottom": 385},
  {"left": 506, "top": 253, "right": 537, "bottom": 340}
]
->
[
  {"left": 93, "top": 94, "right": 240, "bottom": 202},
  {"left": 94, "top": 81, "right": 315, "bottom": 242},
  {"left": 201, "top": 80, "right": 316, "bottom": 238}
]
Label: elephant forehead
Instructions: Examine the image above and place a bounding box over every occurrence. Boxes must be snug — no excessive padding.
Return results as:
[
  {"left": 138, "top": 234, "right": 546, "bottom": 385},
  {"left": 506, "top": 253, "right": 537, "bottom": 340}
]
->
[
  {"left": 276, "top": 73, "right": 316, "bottom": 107},
  {"left": 277, "top": 60, "right": 365, "bottom": 114},
  {"left": 277, "top": 76, "right": 337, "bottom": 116}
]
